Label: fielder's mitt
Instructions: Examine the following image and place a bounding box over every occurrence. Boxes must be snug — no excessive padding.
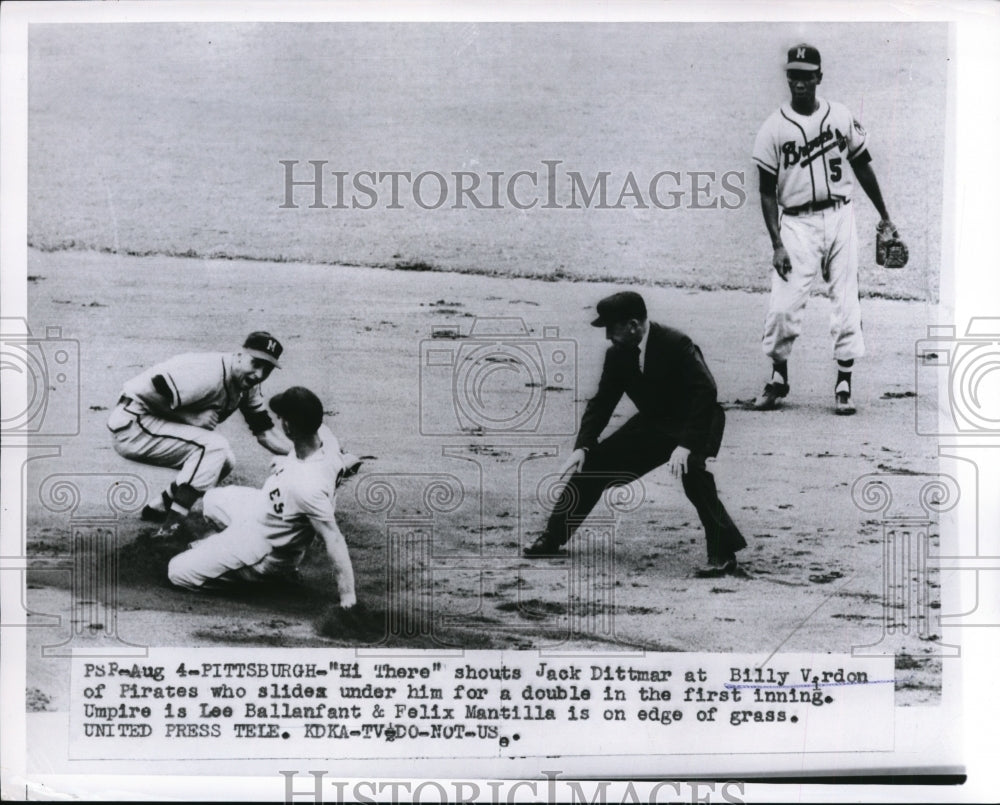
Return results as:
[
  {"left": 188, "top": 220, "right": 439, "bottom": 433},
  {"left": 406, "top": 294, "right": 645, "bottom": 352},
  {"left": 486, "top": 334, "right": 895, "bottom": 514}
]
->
[{"left": 876, "top": 220, "right": 908, "bottom": 269}]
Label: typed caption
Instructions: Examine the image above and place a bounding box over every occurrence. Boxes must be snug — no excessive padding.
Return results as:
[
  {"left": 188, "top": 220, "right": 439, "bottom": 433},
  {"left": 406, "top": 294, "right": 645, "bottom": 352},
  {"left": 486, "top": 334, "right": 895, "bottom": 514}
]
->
[{"left": 70, "top": 650, "right": 893, "bottom": 759}]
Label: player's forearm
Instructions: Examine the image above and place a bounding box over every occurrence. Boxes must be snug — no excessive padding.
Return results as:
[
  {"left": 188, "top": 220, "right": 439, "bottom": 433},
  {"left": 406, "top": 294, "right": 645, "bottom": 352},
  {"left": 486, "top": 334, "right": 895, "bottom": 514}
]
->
[
  {"left": 256, "top": 427, "right": 293, "bottom": 455},
  {"left": 852, "top": 161, "right": 890, "bottom": 221},
  {"left": 759, "top": 192, "right": 784, "bottom": 247},
  {"left": 318, "top": 522, "right": 357, "bottom": 607}
]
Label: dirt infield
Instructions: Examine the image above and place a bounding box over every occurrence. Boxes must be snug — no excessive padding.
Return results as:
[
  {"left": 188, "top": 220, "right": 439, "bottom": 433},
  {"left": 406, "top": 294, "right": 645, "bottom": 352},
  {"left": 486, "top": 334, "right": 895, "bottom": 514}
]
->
[{"left": 25, "top": 248, "right": 942, "bottom": 708}]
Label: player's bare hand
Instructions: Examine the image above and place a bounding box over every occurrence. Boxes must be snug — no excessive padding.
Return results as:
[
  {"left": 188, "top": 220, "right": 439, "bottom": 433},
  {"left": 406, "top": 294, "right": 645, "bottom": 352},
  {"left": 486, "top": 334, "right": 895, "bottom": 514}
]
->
[
  {"left": 772, "top": 246, "right": 792, "bottom": 281},
  {"left": 667, "top": 446, "right": 691, "bottom": 479},
  {"left": 559, "top": 448, "right": 587, "bottom": 478},
  {"left": 877, "top": 218, "right": 899, "bottom": 239}
]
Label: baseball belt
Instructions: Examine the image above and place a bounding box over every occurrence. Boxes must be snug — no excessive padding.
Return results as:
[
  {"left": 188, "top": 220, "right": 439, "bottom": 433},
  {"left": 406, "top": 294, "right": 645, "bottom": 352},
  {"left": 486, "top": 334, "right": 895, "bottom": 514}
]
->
[{"left": 782, "top": 198, "right": 851, "bottom": 217}]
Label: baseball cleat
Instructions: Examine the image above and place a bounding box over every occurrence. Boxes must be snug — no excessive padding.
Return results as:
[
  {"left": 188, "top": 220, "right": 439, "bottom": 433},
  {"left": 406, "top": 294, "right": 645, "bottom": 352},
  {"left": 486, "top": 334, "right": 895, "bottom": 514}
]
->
[
  {"left": 141, "top": 505, "right": 168, "bottom": 523},
  {"left": 834, "top": 380, "right": 856, "bottom": 415},
  {"left": 694, "top": 557, "right": 742, "bottom": 578},
  {"left": 522, "top": 535, "right": 565, "bottom": 558},
  {"left": 140, "top": 491, "right": 173, "bottom": 523},
  {"left": 751, "top": 380, "right": 789, "bottom": 411}
]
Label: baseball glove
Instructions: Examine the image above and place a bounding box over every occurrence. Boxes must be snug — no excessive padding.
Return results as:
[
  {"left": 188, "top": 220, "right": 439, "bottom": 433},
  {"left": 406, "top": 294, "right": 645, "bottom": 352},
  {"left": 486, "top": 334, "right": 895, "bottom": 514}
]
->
[{"left": 876, "top": 220, "right": 908, "bottom": 269}]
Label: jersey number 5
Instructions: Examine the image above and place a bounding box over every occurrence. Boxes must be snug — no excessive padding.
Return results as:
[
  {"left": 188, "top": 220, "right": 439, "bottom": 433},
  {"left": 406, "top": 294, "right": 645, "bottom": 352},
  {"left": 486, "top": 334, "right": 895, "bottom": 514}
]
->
[
  {"left": 269, "top": 487, "right": 284, "bottom": 515},
  {"left": 829, "top": 157, "right": 842, "bottom": 182}
]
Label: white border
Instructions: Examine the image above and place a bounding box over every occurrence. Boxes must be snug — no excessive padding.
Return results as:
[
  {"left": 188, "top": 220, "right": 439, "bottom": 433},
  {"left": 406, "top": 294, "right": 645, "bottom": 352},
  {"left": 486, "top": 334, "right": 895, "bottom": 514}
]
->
[{"left": 3, "top": 0, "right": 998, "bottom": 801}]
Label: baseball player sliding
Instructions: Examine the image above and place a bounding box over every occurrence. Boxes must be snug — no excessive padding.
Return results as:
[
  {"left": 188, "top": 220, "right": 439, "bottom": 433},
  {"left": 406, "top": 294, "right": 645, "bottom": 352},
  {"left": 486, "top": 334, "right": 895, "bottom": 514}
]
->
[
  {"left": 751, "top": 44, "right": 901, "bottom": 415},
  {"left": 107, "top": 332, "right": 292, "bottom": 537},
  {"left": 167, "top": 387, "right": 363, "bottom": 621}
]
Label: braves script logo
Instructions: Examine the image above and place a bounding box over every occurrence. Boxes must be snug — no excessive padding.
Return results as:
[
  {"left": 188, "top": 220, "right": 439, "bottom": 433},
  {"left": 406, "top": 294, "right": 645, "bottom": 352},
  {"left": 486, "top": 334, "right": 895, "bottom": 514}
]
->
[{"left": 782, "top": 125, "right": 851, "bottom": 170}]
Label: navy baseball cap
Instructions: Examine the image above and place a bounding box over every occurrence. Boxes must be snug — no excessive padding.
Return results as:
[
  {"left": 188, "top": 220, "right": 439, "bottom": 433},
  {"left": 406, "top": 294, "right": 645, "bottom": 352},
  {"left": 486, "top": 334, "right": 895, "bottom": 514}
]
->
[
  {"left": 786, "top": 43, "right": 821, "bottom": 71},
  {"left": 591, "top": 291, "right": 648, "bottom": 327},
  {"left": 243, "top": 331, "right": 283, "bottom": 368},
  {"left": 269, "top": 386, "right": 323, "bottom": 434}
]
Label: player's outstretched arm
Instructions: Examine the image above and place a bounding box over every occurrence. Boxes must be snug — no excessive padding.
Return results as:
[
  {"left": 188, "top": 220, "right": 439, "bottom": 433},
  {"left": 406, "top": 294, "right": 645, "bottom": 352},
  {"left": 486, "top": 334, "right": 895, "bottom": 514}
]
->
[
  {"left": 312, "top": 517, "right": 357, "bottom": 608},
  {"left": 256, "top": 426, "right": 293, "bottom": 456}
]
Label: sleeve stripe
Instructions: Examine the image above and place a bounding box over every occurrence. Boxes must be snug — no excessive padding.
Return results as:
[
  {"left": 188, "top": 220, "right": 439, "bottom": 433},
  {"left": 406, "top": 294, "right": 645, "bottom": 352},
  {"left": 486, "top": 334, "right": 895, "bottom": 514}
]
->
[
  {"left": 753, "top": 157, "right": 778, "bottom": 175},
  {"left": 166, "top": 374, "right": 182, "bottom": 408}
]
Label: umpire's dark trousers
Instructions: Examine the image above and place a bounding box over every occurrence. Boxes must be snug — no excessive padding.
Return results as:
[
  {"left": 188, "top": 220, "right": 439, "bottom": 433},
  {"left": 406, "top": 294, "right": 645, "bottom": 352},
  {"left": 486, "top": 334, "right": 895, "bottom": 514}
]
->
[{"left": 545, "top": 414, "right": 746, "bottom": 562}]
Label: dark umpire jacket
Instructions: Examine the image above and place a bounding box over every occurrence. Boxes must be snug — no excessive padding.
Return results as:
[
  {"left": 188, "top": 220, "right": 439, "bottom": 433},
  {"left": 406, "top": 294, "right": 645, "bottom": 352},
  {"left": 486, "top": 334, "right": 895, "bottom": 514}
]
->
[{"left": 573, "top": 322, "right": 726, "bottom": 458}]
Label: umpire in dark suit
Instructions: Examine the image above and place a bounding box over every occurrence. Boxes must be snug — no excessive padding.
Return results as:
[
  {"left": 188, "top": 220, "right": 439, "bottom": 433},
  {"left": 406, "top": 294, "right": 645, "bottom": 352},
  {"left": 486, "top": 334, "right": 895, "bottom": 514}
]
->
[{"left": 524, "top": 291, "right": 746, "bottom": 577}]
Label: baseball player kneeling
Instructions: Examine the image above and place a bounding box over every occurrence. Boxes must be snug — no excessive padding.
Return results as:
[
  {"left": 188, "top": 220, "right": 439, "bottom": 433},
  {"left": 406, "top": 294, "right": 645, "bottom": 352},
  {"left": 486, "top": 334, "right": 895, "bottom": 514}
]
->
[{"left": 167, "top": 387, "right": 362, "bottom": 617}]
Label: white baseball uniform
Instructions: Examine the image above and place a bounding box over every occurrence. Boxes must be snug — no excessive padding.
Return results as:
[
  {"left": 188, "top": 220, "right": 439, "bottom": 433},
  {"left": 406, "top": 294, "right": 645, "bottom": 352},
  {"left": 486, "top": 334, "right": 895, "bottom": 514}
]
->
[
  {"left": 753, "top": 96, "right": 869, "bottom": 362},
  {"left": 107, "top": 352, "right": 276, "bottom": 497},
  {"left": 167, "top": 425, "right": 357, "bottom": 606}
]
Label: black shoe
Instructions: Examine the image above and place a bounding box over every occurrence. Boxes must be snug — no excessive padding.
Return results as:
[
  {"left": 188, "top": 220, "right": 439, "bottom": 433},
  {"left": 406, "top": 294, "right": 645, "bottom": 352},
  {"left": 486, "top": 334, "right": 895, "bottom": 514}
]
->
[
  {"left": 695, "top": 557, "right": 740, "bottom": 578},
  {"left": 141, "top": 505, "right": 168, "bottom": 523},
  {"left": 141, "top": 491, "right": 172, "bottom": 523},
  {"left": 523, "top": 535, "right": 565, "bottom": 558},
  {"left": 752, "top": 380, "right": 789, "bottom": 411}
]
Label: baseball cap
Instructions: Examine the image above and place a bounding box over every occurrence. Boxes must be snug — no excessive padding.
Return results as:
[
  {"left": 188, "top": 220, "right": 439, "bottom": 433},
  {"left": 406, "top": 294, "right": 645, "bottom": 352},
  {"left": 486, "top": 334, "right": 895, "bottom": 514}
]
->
[
  {"left": 590, "top": 291, "right": 648, "bottom": 328},
  {"left": 269, "top": 386, "right": 324, "bottom": 435},
  {"left": 786, "top": 43, "right": 821, "bottom": 71},
  {"left": 243, "top": 331, "right": 283, "bottom": 368}
]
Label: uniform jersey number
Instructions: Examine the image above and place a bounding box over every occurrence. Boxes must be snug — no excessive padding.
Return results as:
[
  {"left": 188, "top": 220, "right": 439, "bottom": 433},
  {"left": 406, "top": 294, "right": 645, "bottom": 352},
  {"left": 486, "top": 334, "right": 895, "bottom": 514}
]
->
[
  {"left": 829, "top": 157, "right": 842, "bottom": 182},
  {"left": 269, "top": 487, "right": 284, "bottom": 515}
]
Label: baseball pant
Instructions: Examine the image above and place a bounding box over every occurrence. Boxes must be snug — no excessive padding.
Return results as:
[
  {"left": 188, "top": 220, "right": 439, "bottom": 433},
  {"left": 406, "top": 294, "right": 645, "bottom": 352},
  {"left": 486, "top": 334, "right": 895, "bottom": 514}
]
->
[
  {"left": 545, "top": 415, "right": 746, "bottom": 562},
  {"left": 108, "top": 399, "right": 236, "bottom": 501},
  {"left": 761, "top": 203, "right": 865, "bottom": 363},
  {"left": 167, "top": 486, "right": 276, "bottom": 590}
]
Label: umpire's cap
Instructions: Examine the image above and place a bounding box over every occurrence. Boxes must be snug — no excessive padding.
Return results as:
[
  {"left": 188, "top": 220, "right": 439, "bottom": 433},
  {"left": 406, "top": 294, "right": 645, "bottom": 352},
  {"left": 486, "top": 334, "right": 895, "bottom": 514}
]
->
[
  {"left": 243, "top": 331, "right": 283, "bottom": 368},
  {"left": 269, "top": 386, "right": 323, "bottom": 435},
  {"left": 590, "top": 291, "right": 647, "bottom": 327}
]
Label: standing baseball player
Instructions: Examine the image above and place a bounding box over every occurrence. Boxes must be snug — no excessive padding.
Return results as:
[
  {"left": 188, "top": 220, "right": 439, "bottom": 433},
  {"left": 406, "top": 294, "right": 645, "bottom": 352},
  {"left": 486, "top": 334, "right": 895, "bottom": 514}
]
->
[
  {"left": 751, "top": 43, "right": 901, "bottom": 415},
  {"left": 107, "top": 331, "right": 292, "bottom": 537},
  {"left": 167, "top": 387, "right": 362, "bottom": 621}
]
